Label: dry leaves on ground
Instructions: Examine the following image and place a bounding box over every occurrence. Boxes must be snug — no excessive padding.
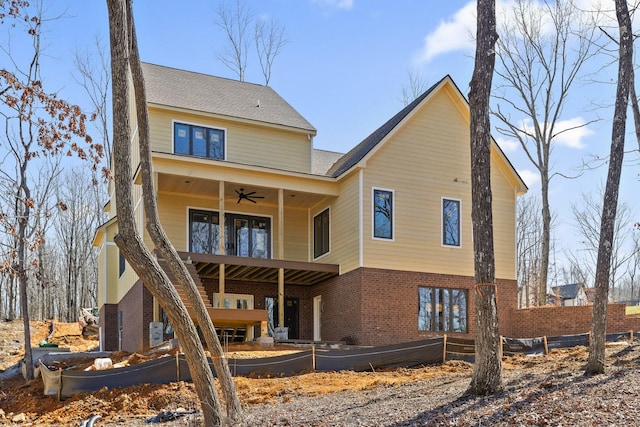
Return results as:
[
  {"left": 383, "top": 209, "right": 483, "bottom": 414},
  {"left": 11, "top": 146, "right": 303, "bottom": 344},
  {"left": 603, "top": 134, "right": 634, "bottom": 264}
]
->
[{"left": 1, "top": 320, "right": 639, "bottom": 426}]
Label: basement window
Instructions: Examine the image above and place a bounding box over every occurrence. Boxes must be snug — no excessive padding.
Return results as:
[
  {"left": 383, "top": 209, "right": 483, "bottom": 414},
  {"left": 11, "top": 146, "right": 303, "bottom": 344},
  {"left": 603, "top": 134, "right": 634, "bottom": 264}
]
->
[{"left": 418, "top": 287, "right": 467, "bottom": 333}]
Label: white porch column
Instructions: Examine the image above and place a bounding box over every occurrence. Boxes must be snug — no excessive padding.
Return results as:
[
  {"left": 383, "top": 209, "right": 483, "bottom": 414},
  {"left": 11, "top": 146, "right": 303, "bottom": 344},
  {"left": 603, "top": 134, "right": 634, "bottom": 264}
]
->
[{"left": 278, "top": 188, "right": 284, "bottom": 260}]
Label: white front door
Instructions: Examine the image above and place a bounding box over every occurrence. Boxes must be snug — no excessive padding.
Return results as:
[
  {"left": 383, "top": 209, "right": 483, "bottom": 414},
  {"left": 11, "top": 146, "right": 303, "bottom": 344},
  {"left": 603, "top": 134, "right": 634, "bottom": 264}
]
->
[{"left": 313, "top": 295, "right": 322, "bottom": 341}]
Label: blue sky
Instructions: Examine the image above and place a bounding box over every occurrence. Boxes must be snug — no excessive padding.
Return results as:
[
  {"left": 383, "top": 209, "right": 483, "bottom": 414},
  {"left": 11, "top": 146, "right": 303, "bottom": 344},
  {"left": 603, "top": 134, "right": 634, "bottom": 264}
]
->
[{"left": 5, "top": 0, "right": 639, "bottom": 279}]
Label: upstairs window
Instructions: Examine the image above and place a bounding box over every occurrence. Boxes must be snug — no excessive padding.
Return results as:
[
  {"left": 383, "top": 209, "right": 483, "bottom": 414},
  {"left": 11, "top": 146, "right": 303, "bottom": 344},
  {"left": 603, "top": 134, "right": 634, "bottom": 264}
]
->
[
  {"left": 373, "top": 188, "right": 393, "bottom": 240},
  {"left": 174, "top": 122, "right": 225, "bottom": 160},
  {"left": 313, "top": 208, "right": 330, "bottom": 258},
  {"left": 442, "top": 197, "right": 461, "bottom": 247}
]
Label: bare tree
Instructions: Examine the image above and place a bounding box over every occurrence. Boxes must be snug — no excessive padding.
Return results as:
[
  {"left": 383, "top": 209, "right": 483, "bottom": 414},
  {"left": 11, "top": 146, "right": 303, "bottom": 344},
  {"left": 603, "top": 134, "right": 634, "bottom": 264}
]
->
[
  {"left": 585, "top": 0, "right": 633, "bottom": 376},
  {"left": 254, "top": 16, "right": 287, "bottom": 86},
  {"left": 216, "top": 0, "right": 253, "bottom": 81},
  {"left": 73, "top": 36, "right": 112, "bottom": 170},
  {"left": 125, "top": 0, "right": 243, "bottom": 421},
  {"left": 617, "top": 231, "right": 640, "bottom": 302},
  {"left": 399, "top": 69, "right": 429, "bottom": 106},
  {"left": 516, "top": 195, "right": 543, "bottom": 307},
  {"left": 107, "top": 0, "right": 237, "bottom": 423},
  {"left": 556, "top": 261, "right": 589, "bottom": 290},
  {"left": 0, "top": 0, "right": 101, "bottom": 380},
  {"left": 53, "top": 168, "right": 104, "bottom": 321},
  {"left": 492, "top": 0, "right": 601, "bottom": 305},
  {"left": 569, "top": 188, "right": 638, "bottom": 299},
  {"left": 466, "top": 0, "right": 503, "bottom": 395}
]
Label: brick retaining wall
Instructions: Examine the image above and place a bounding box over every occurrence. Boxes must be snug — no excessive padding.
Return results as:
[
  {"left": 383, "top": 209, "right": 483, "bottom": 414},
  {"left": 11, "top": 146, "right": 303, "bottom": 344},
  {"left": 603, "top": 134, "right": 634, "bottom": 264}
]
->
[{"left": 506, "top": 304, "right": 640, "bottom": 338}]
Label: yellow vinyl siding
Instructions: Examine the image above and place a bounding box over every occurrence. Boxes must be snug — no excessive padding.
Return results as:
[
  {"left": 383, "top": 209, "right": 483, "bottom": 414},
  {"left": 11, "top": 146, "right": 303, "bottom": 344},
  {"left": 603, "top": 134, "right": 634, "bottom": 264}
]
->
[
  {"left": 318, "top": 172, "right": 360, "bottom": 272},
  {"left": 104, "top": 243, "right": 120, "bottom": 304},
  {"left": 156, "top": 191, "right": 309, "bottom": 262},
  {"left": 283, "top": 208, "right": 309, "bottom": 261},
  {"left": 491, "top": 150, "right": 517, "bottom": 279},
  {"left": 148, "top": 107, "right": 311, "bottom": 173},
  {"left": 360, "top": 86, "right": 517, "bottom": 280}
]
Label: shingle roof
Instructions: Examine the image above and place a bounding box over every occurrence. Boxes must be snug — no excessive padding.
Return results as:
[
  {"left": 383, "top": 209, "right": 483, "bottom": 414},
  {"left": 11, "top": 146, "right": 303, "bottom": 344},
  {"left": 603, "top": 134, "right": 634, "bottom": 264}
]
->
[
  {"left": 326, "top": 75, "right": 448, "bottom": 178},
  {"left": 141, "top": 62, "right": 316, "bottom": 133},
  {"left": 312, "top": 148, "right": 344, "bottom": 175},
  {"left": 550, "top": 284, "right": 583, "bottom": 299}
]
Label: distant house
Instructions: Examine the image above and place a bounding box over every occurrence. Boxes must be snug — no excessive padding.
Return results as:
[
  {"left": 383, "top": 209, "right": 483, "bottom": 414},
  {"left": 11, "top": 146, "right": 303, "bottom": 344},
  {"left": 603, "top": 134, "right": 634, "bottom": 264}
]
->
[
  {"left": 93, "top": 63, "right": 527, "bottom": 352},
  {"left": 548, "top": 284, "right": 588, "bottom": 306}
]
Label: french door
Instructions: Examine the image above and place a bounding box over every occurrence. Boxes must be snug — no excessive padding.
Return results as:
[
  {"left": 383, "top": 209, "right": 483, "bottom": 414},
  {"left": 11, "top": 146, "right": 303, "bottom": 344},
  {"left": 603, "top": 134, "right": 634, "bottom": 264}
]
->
[{"left": 189, "top": 209, "right": 270, "bottom": 258}]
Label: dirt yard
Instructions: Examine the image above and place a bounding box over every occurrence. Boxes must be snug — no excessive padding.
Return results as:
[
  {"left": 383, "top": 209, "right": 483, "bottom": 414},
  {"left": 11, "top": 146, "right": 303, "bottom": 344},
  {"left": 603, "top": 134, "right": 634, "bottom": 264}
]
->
[{"left": 1, "top": 320, "right": 639, "bottom": 426}]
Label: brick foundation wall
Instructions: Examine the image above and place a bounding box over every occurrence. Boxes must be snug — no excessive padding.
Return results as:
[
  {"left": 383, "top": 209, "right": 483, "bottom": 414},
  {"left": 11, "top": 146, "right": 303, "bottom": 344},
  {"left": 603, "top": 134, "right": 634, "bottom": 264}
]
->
[
  {"left": 204, "top": 268, "right": 519, "bottom": 346},
  {"left": 107, "top": 266, "right": 640, "bottom": 349},
  {"left": 118, "top": 280, "right": 154, "bottom": 352},
  {"left": 506, "top": 304, "right": 640, "bottom": 338},
  {"left": 334, "top": 268, "right": 518, "bottom": 346},
  {"left": 312, "top": 269, "right": 363, "bottom": 345},
  {"left": 99, "top": 304, "right": 119, "bottom": 351}
]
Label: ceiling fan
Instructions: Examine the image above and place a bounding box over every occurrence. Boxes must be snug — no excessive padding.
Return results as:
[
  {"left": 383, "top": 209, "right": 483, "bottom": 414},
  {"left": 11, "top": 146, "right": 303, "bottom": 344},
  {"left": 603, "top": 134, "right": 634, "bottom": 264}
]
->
[{"left": 235, "top": 188, "right": 264, "bottom": 204}]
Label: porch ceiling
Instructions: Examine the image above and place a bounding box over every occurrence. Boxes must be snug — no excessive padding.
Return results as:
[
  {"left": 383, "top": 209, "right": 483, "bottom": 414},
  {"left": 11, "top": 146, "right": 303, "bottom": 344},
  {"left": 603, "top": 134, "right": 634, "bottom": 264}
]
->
[
  {"left": 158, "top": 173, "right": 330, "bottom": 208},
  {"left": 178, "top": 252, "right": 339, "bottom": 286}
]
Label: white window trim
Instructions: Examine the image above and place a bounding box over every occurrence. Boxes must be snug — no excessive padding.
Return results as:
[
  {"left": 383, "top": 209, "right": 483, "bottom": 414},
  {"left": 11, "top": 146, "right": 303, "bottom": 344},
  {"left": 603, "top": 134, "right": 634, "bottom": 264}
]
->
[
  {"left": 371, "top": 187, "right": 395, "bottom": 241},
  {"left": 312, "top": 206, "right": 331, "bottom": 260},
  {"left": 441, "top": 196, "right": 462, "bottom": 248},
  {"left": 172, "top": 119, "right": 227, "bottom": 161}
]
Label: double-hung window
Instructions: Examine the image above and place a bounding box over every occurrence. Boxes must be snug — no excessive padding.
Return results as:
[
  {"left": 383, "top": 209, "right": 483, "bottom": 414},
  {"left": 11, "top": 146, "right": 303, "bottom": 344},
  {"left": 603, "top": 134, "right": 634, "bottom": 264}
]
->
[
  {"left": 373, "top": 188, "right": 393, "bottom": 240},
  {"left": 313, "top": 208, "right": 330, "bottom": 258},
  {"left": 174, "top": 122, "right": 225, "bottom": 160},
  {"left": 442, "top": 197, "right": 461, "bottom": 247},
  {"left": 418, "top": 287, "right": 467, "bottom": 333}
]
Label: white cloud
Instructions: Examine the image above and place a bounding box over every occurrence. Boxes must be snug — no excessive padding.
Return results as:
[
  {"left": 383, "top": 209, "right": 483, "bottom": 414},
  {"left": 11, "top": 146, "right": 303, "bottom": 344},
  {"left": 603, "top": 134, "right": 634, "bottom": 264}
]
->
[
  {"left": 415, "top": 2, "right": 476, "bottom": 63},
  {"left": 517, "top": 169, "right": 540, "bottom": 187},
  {"left": 519, "top": 117, "right": 593, "bottom": 149},
  {"left": 311, "top": 0, "right": 353, "bottom": 10},
  {"left": 495, "top": 137, "right": 518, "bottom": 152},
  {"left": 416, "top": 0, "right": 610, "bottom": 64},
  {"left": 551, "top": 118, "right": 594, "bottom": 149}
]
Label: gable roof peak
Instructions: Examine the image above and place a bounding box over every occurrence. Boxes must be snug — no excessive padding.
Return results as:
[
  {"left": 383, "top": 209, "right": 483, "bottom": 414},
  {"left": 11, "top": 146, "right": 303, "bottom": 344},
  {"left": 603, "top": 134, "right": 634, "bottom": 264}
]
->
[{"left": 326, "top": 75, "right": 452, "bottom": 177}]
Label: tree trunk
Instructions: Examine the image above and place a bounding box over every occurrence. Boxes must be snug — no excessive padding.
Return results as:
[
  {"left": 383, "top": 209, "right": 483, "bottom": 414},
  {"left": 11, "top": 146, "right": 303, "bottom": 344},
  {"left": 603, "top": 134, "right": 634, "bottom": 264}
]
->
[
  {"left": 19, "top": 241, "right": 34, "bottom": 381},
  {"left": 124, "top": 0, "right": 243, "bottom": 422},
  {"left": 466, "top": 0, "right": 503, "bottom": 395},
  {"left": 585, "top": 0, "right": 632, "bottom": 376},
  {"left": 539, "top": 172, "right": 551, "bottom": 305},
  {"left": 17, "top": 148, "right": 34, "bottom": 379},
  {"left": 106, "top": 1, "right": 225, "bottom": 424}
]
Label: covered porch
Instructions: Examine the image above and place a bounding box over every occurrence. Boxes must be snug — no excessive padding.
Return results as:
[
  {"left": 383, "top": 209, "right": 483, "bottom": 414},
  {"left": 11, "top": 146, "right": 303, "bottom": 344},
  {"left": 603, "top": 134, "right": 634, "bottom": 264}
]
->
[
  {"left": 176, "top": 251, "right": 339, "bottom": 340},
  {"left": 149, "top": 154, "right": 341, "bottom": 340}
]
